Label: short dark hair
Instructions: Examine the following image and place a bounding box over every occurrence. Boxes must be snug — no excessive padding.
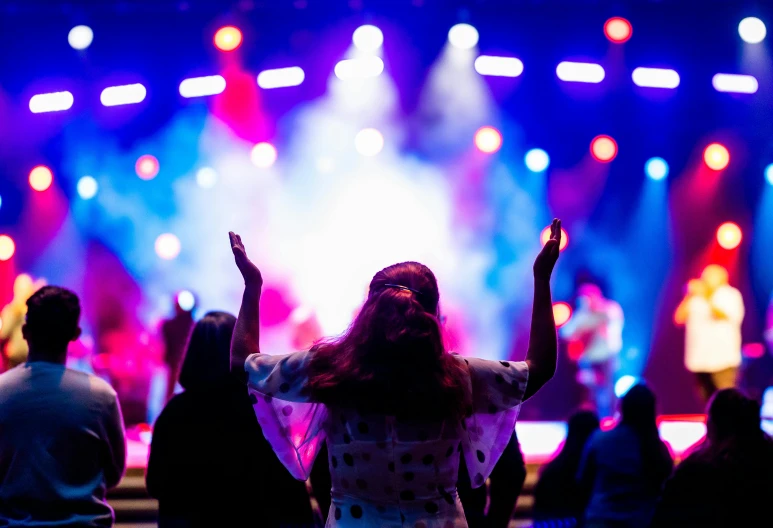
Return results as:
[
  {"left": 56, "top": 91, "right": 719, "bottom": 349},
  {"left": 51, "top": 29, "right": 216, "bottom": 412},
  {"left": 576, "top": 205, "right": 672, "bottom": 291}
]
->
[
  {"left": 708, "top": 388, "right": 761, "bottom": 441},
  {"left": 178, "top": 311, "right": 236, "bottom": 390},
  {"left": 25, "top": 286, "right": 81, "bottom": 349}
]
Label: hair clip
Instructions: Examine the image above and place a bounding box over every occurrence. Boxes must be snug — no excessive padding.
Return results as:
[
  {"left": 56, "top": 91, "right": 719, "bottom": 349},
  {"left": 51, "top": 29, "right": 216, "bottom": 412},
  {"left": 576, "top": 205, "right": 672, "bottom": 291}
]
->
[{"left": 383, "top": 283, "right": 423, "bottom": 296}]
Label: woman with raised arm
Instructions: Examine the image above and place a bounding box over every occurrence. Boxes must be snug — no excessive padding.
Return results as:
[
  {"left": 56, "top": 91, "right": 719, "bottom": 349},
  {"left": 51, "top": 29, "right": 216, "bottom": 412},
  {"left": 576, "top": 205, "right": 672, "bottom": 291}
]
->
[{"left": 228, "top": 220, "right": 561, "bottom": 527}]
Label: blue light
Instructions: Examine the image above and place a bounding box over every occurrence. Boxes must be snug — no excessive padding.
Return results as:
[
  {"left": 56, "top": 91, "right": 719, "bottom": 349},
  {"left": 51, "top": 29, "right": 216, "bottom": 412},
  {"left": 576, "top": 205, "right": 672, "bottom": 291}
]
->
[
  {"left": 77, "top": 176, "right": 98, "bottom": 199},
  {"left": 0, "top": 195, "right": 2, "bottom": 210},
  {"left": 614, "top": 375, "right": 639, "bottom": 398},
  {"left": 525, "top": 149, "right": 550, "bottom": 172},
  {"left": 645, "top": 157, "right": 669, "bottom": 180},
  {"left": 766, "top": 164, "right": 773, "bottom": 186}
]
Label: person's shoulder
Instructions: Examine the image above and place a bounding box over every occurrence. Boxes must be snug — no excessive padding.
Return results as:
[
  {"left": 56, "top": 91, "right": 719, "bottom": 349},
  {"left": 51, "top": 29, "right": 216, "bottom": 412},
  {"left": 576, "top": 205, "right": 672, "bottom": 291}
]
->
[{"left": 64, "top": 367, "right": 118, "bottom": 401}]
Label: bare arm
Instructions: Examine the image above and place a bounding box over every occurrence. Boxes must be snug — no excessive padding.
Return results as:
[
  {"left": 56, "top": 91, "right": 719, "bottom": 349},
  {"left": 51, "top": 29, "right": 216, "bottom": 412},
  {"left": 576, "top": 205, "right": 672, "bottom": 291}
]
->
[{"left": 229, "top": 232, "right": 263, "bottom": 380}]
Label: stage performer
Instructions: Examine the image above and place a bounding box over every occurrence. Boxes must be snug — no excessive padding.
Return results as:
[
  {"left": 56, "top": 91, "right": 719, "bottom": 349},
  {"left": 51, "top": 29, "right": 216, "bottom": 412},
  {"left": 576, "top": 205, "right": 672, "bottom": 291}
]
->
[
  {"left": 675, "top": 265, "right": 744, "bottom": 404},
  {"left": 560, "top": 283, "right": 624, "bottom": 418},
  {"left": 0, "top": 274, "right": 45, "bottom": 370}
]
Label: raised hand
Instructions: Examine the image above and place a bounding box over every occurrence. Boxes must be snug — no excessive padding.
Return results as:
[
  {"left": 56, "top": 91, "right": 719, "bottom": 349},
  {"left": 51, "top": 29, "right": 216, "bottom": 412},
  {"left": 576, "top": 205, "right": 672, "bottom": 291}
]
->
[
  {"left": 229, "top": 232, "right": 263, "bottom": 288},
  {"left": 533, "top": 219, "right": 562, "bottom": 280}
]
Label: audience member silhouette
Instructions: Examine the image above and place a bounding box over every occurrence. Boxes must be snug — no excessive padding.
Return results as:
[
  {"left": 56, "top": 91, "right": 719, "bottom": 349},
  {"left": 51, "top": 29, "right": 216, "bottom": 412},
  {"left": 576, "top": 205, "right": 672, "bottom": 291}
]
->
[
  {"left": 651, "top": 388, "right": 773, "bottom": 528},
  {"left": 147, "top": 311, "right": 328, "bottom": 527},
  {"left": 532, "top": 409, "right": 600, "bottom": 526},
  {"left": 576, "top": 384, "right": 672, "bottom": 528},
  {"left": 0, "top": 286, "right": 126, "bottom": 527}
]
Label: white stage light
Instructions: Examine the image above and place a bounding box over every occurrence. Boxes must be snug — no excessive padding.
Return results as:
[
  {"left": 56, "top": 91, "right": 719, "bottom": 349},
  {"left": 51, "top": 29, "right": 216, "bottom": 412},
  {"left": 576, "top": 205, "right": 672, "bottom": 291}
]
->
[
  {"left": 251, "top": 143, "right": 278, "bottom": 168},
  {"left": 632, "top": 67, "right": 680, "bottom": 89},
  {"left": 196, "top": 167, "right": 218, "bottom": 188},
  {"left": 258, "top": 67, "right": 306, "bottom": 89},
  {"left": 68, "top": 25, "right": 93, "bottom": 50},
  {"left": 556, "top": 62, "right": 605, "bottom": 83},
  {"left": 29, "top": 91, "right": 74, "bottom": 113},
  {"left": 353, "top": 25, "right": 384, "bottom": 52},
  {"left": 474, "top": 56, "right": 524, "bottom": 77},
  {"left": 448, "top": 23, "right": 479, "bottom": 50},
  {"left": 179, "top": 75, "right": 226, "bottom": 98},
  {"left": 354, "top": 128, "right": 384, "bottom": 157},
  {"left": 334, "top": 57, "right": 384, "bottom": 80},
  {"left": 739, "top": 17, "right": 767, "bottom": 44},
  {"left": 614, "top": 375, "right": 638, "bottom": 398},
  {"left": 177, "top": 290, "right": 196, "bottom": 311},
  {"left": 100, "top": 83, "right": 147, "bottom": 106},
  {"left": 76, "top": 176, "right": 98, "bottom": 199},
  {"left": 524, "top": 149, "right": 550, "bottom": 172},
  {"left": 155, "top": 233, "right": 181, "bottom": 260},
  {"left": 712, "top": 73, "right": 759, "bottom": 94}
]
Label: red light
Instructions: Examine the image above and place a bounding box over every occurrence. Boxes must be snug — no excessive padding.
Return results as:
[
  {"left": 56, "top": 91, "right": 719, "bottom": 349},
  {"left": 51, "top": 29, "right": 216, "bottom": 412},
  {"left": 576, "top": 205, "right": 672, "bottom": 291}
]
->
[
  {"left": 475, "top": 126, "right": 502, "bottom": 154},
  {"left": 553, "top": 302, "right": 573, "bottom": 328},
  {"left": 704, "top": 143, "right": 730, "bottom": 171},
  {"left": 29, "top": 166, "right": 53, "bottom": 192},
  {"left": 716, "top": 222, "right": 742, "bottom": 249},
  {"left": 214, "top": 26, "right": 243, "bottom": 52},
  {"left": 136, "top": 155, "right": 159, "bottom": 180},
  {"left": 591, "top": 135, "right": 618, "bottom": 162},
  {"left": 604, "top": 17, "right": 632, "bottom": 43},
  {"left": 541, "top": 226, "right": 569, "bottom": 251}
]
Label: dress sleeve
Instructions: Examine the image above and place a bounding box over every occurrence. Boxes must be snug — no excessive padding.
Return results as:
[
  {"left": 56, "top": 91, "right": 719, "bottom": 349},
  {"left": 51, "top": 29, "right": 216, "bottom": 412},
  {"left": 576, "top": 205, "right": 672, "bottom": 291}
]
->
[
  {"left": 458, "top": 356, "right": 529, "bottom": 488},
  {"left": 244, "top": 351, "right": 328, "bottom": 481}
]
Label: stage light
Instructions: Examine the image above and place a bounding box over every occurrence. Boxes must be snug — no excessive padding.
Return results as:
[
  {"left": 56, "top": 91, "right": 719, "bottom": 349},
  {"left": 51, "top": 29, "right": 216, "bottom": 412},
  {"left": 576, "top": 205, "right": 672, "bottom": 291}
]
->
[
  {"left": 257, "top": 67, "right": 305, "bottom": 89},
  {"left": 29, "top": 91, "right": 74, "bottom": 113},
  {"left": 196, "top": 167, "right": 218, "bottom": 188},
  {"left": 68, "top": 25, "right": 93, "bottom": 50},
  {"left": 525, "top": 149, "right": 550, "bottom": 172},
  {"left": 448, "top": 23, "right": 479, "bottom": 50},
  {"left": 604, "top": 17, "right": 632, "bottom": 43},
  {"left": 352, "top": 25, "right": 383, "bottom": 52},
  {"left": 716, "top": 222, "right": 742, "bottom": 250},
  {"left": 739, "top": 17, "right": 766, "bottom": 44},
  {"left": 474, "top": 126, "right": 502, "bottom": 154},
  {"left": 334, "top": 57, "right": 384, "bottom": 80},
  {"left": 136, "top": 155, "right": 159, "bottom": 180},
  {"left": 179, "top": 75, "right": 226, "bottom": 98},
  {"left": 100, "top": 83, "right": 147, "bottom": 106},
  {"left": 632, "top": 67, "right": 680, "bottom": 89},
  {"left": 250, "top": 142, "right": 277, "bottom": 168},
  {"left": 766, "top": 164, "right": 773, "bottom": 185},
  {"left": 177, "top": 290, "right": 196, "bottom": 311},
  {"left": 214, "top": 26, "right": 242, "bottom": 51},
  {"left": 354, "top": 128, "right": 385, "bottom": 157},
  {"left": 614, "top": 375, "right": 638, "bottom": 398},
  {"left": 474, "top": 56, "right": 524, "bottom": 77},
  {"left": 76, "top": 176, "right": 98, "bottom": 199},
  {"left": 0, "top": 235, "right": 15, "bottom": 261},
  {"left": 556, "top": 62, "right": 605, "bottom": 83},
  {"left": 645, "top": 157, "right": 669, "bottom": 180},
  {"left": 316, "top": 157, "right": 335, "bottom": 174},
  {"left": 29, "top": 166, "right": 53, "bottom": 191},
  {"left": 0, "top": 195, "right": 2, "bottom": 210},
  {"left": 155, "top": 233, "right": 181, "bottom": 260},
  {"left": 552, "top": 302, "right": 572, "bottom": 328},
  {"left": 541, "top": 225, "right": 569, "bottom": 251},
  {"left": 590, "top": 135, "right": 618, "bottom": 162},
  {"left": 712, "top": 73, "right": 759, "bottom": 94},
  {"left": 704, "top": 143, "right": 730, "bottom": 171}
]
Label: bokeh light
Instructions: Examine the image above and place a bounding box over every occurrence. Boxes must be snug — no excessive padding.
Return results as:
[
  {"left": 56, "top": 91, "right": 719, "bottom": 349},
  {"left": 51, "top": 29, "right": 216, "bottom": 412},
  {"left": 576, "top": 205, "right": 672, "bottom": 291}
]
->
[
  {"left": 136, "top": 155, "right": 160, "bottom": 180},
  {"left": 177, "top": 290, "right": 196, "bottom": 311},
  {"left": 645, "top": 157, "right": 669, "bottom": 181},
  {"left": 739, "top": 17, "right": 767, "bottom": 44},
  {"left": 354, "top": 128, "right": 385, "bottom": 157},
  {"left": 604, "top": 17, "right": 632, "bottom": 43},
  {"left": 0, "top": 235, "right": 15, "bottom": 261},
  {"left": 541, "top": 225, "right": 569, "bottom": 251},
  {"left": 352, "top": 25, "right": 384, "bottom": 52},
  {"left": 68, "top": 25, "right": 93, "bottom": 50},
  {"left": 553, "top": 302, "right": 573, "bottom": 328},
  {"left": 214, "top": 26, "right": 243, "bottom": 51},
  {"left": 251, "top": 143, "right": 278, "bottom": 168},
  {"left": 704, "top": 143, "right": 730, "bottom": 171},
  {"left": 155, "top": 233, "right": 181, "bottom": 260},
  {"left": 766, "top": 164, "right": 773, "bottom": 185},
  {"left": 474, "top": 126, "right": 502, "bottom": 154},
  {"left": 29, "top": 166, "right": 53, "bottom": 191},
  {"left": 77, "top": 176, "right": 98, "bottom": 199},
  {"left": 590, "top": 135, "right": 618, "bottom": 162},
  {"left": 448, "top": 23, "right": 479, "bottom": 49},
  {"left": 716, "top": 222, "right": 742, "bottom": 250},
  {"left": 524, "top": 149, "right": 550, "bottom": 172},
  {"left": 614, "top": 375, "right": 638, "bottom": 398},
  {"left": 196, "top": 167, "right": 218, "bottom": 188}
]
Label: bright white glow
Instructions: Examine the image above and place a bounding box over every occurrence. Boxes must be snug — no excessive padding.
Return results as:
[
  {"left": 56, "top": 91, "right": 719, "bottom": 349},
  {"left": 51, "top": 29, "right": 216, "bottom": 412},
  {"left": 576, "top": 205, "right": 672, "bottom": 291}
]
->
[
  {"left": 257, "top": 67, "right": 305, "bottom": 89},
  {"left": 632, "top": 67, "right": 680, "bottom": 89},
  {"left": 448, "top": 23, "right": 479, "bottom": 50},
  {"left": 251, "top": 143, "right": 278, "bottom": 168},
  {"left": 68, "top": 25, "right": 93, "bottom": 50},
  {"left": 614, "top": 375, "right": 638, "bottom": 398},
  {"left": 712, "top": 73, "right": 759, "bottom": 94},
  {"left": 334, "top": 57, "right": 384, "bottom": 80},
  {"left": 766, "top": 164, "right": 773, "bottom": 186},
  {"left": 179, "top": 75, "right": 226, "bottom": 98},
  {"left": 524, "top": 149, "right": 550, "bottom": 172},
  {"left": 316, "top": 157, "right": 335, "bottom": 174},
  {"left": 354, "top": 128, "right": 384, "bottom": 157},
  {"left": 100, "top": 83, "right": 147, "bottom": 106},
  {"left": 76, "top": 176, "right": 98, "bottom": 199},
  {"left": 658, "top": 420, "right": 707, "bottom": 456},
  {"left": 739, "top": 17, "right": 767, "bottom": 44},
  {"left": 177, "top": 290, "right": 195, "bottom": 311},
  {"left": 556, "top": 62, "right": 605, "bottom": 83},
  {"left": 155, "top": 233, "right": 181, "bottom": 260},
  {"left": 29, "top": 91, "right": 74, "bottom": 113},
  {"left": 474, "top": 56, "right": 524, "bottom": 77},
  {"left": 196, "top": 167, "right": 218, "bottom": 188},
  {"left": 645, "top": 157, "right": 669, "bottom": 181},
  {"left": 352, "top": 25, "right": 384, "bottom": 52},
  {"left": 515, "top": 422, "right": 567, "bottom": 463}
]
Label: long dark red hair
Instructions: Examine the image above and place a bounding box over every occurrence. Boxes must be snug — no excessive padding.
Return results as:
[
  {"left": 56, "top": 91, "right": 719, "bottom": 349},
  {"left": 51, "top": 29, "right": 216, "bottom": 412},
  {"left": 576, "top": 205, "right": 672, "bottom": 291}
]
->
[{"left": 307, "top": 262, "right": 471, "bottom": 421}]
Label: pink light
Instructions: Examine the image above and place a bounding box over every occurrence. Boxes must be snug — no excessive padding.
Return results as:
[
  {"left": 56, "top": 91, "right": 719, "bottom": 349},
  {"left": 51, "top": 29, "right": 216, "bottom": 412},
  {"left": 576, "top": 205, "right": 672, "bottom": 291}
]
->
[
  {"left": 604, "top": 17, "right": 632, "bottom": 43},
  {"left": 474, "top": 127, "right": 502, "bottom": 154},
  {"left": 136, "top": 155, "right": 159, "bottom": 180},
  {"left": 591, "top": 135, "right": 618, "bottom": 162}
]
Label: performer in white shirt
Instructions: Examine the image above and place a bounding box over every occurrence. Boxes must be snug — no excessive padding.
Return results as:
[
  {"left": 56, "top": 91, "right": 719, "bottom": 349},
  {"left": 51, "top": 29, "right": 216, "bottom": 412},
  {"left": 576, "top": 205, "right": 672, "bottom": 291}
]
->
[
  {"left": 675, "top": 265, "right": 744, "bottom": 404},
  {"left": 561, "top": 283, "right": 624, "bottom": 418}
]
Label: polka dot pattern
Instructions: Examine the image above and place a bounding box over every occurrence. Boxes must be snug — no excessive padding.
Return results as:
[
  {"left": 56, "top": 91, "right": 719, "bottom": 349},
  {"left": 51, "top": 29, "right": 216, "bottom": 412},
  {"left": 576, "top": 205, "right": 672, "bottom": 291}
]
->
[{"left": 350, "top": 505, "right": 363, "bottom": 519}]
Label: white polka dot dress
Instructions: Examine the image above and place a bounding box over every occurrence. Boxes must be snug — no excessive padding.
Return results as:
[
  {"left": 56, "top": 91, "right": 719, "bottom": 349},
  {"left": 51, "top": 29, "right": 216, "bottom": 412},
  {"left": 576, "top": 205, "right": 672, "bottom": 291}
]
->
[{"left": 245, "top": 352, "right": 529, "bottom": 527}]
